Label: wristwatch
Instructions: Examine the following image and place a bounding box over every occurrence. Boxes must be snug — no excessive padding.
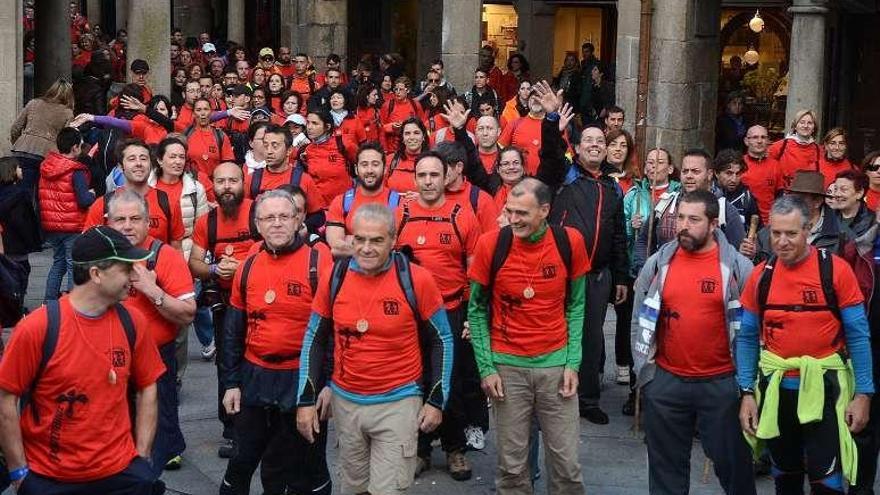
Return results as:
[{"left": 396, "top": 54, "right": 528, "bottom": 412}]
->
[
  {"left": 739, "top": 388, "right": 755, "bottom": 399},
  {"left": 153, "top": 291, "right": 166, "bottom": 307}
]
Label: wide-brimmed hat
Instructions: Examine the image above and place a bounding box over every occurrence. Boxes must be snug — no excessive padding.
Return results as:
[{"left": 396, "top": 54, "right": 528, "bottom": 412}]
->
[{"left": 786, "top": 170, "right": 828, "bottom": 197}]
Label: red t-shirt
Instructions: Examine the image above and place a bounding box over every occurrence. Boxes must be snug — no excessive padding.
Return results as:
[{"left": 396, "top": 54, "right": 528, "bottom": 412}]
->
[
  {"left": 380, "top": 97, "right": 426, "bottom": 152},
  {"left": 154, "top": 177, "right": 184, "bottom": 208},
  {"left": 741, "top": 248, "right": 864, "bottom": 360},
  {"left": 191, "top": 200, "right": 257, "bottom": 289},
  {"left": 289, "top": 74, "right": 320, "bottom": 104},
  {"left": 769, "top": 138, "right": 821, "bottom": 190},
  {"left": 818, "top": 155, "right": 856, "bottom": 189},
  {"left": 300, "top": 137, "right": 357, "bottom": 208},
  {"left": 242, "top": 166, "right": 324, "bottom": 213},
  {"left": 186, "top": 127, "right": 235, "bottom": 202},
  {"left": 355, "top": 107, "right": 381, "bottom": 143},
  {"left": 384, "top": 151, "right": 420, "bottom": 193},
  {"left": 395, "top": 199, "right": 481, "bottom": 309},
  {"left": 478, "top": 148, "right": 499, "bottom": 174},
  {"left": 129, "top": 115, "right": 168, "bottom": 145},
  {"left": 866, "top": 189, "right": 880, "bottom": 211},
  {"left": 123, "top": 238, "right": 195, "bottom": 346},
  {"left": 335, "top": 116, "right": 367, "bottom": 145},
  {"left": 742, "top": 154, "right": 781, "bottom": 224},
  {"left": 326, "top": 187, "right": 400, "bottom": 233},
  {"left": 84, "top": 187, "right": 185, "bottom": 244},
  {"left": 654, "top": 246, "right": 734, "bottom": 377},
  {"left": 312, "top": 262, "right": 444, "bottom": 395},
  {"left": 446, "top": 181, "right": 500, "bottom": 233},
  {"left": 174, "top": 105, "right": 194, "bottom": 132},
  {"left": 498, "top": 116, "right": 543, "bottom": 176},
  {"left": 0, "top": 298, "right": 164, "bottom": 482},
  {"left": 229, "top": 243, "right": 332, "bottom": 370},
  {"left": 468, "top": 227, "right": 591, "bottom": 357}
]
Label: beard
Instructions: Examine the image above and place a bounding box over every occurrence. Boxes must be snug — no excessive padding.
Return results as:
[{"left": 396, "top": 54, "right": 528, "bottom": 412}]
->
[
  {"left": 677, "top": 229, "right": 709, "bottom": 252},
  {"left": 359, "top": 175, "right": 382, "bottom": 192},
  {"left": 218, "top": 189, "right": 244, "bottom": 218}
]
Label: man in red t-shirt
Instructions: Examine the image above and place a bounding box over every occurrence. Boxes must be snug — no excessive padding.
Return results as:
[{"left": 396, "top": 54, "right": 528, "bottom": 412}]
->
[
  {"left": 189, "top": 162, "right": 260, "bottom": 458},
  {"left": 498, "top": 92, "right": 548, "bottom": 176},
  {"left": 84, "top": 139, "right": 185, "bottom": 249},
  {"left": 394, "top": 152, "right": 481, "bottom": 479},
  {"left": 436, "top": 141, "right": 499, "bottom": 233},
  {"left": 326, "top": 142, "right": 401, "bottom": 257},
  {"left": 468, "top": 178, "right": 590, "bottom": 493},
  {"left": 219, "top": 189, "right": 332, "bottom": 494},
  {"left": 106, "top": 190, "right": 195, "bottom": 474},
  {"left": 0, "top": 226, "right": 165, "bottom": 493},
  {"left": 630, "top": 190, "right": 756, "bottom": 494},
  {"left": 741, "top": 125, "right": 780, "bottom": 224},
  {"left": 297, "top": 203, "right": 452, "bottom": 495}
]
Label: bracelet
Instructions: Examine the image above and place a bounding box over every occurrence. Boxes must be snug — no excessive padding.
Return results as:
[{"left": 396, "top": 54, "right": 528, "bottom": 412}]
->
[
  {"left": 545, "top": 112, "right": 560, "bottom": 122},
  {"left": 9, "top": 466, "right": 29, "bottom": 482}
]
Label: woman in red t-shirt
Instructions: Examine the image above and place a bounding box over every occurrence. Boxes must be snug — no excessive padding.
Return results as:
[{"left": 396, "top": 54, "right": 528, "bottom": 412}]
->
[
  {"left": 355, "top": 84, "right": 382, "bottom": 145},
  {"left": 185, "top": 98, "right": 235, "bottom": 201},
  {"left": 385, "top": 117, "right": 430, "bottom": 194},
  {"left": 862, "top": 150, "right": 880, "bottom": 211},
  {"left": 606, "top": 129, "right": 641, "bottom": 195},
  {"left": 278, "top": 90, "right": 303, "bottom": 122},
  {"left": 818, "top": 127, "right": 856, "bottom": 189},
  {"left": 265, "top": 73, "right": 287, "bottom": 115},
  {"left": 330, "top": 89, "right": 367, "bottom": 144},
  {"left": 769, "top": 109, "right": 821, "bottom": 189},
  {"left": 299, "top": 108, "right": 357, "bottom": 207}
]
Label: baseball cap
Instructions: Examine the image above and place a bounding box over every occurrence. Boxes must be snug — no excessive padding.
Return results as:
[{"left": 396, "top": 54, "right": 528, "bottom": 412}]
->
[
  {"left": 72, "top": 226, "right": 152, "bottom": 264},
  {"left": 130, "top": 59, "right": 150, "bottom": 74},
  {"left": 251, "top": 108, "right": 272, "bottom": 120},
  {"left": 202, "top": 42, "right": 217, "bottom": 53},
  {"left": 284, "top": 113, "right": 306, "bottom": 127},
  {"left": 259, "top": 47, "right": 275, "bottom": 58},
  {"left": 225, "top": 84, "right": 252, "bottom": 97}
]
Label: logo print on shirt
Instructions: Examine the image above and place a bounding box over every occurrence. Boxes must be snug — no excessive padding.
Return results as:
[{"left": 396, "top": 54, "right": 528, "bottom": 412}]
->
[
  {"left": 700, "top": 278, "right": 717, "bottom": 294},
  {"left": 111, "top": 347, "right": 127, "bottom": 367},
  {"left": 287, "top": 282, "right": 302, "bottom": 296},
  {"left": 149, "top": 216, "right": 160, "bottom": 228},
  {"left": 383, "top": 300, "right": 400, "bottom": 316},
  {"left": 439, "top": 233, "right": 452, "bottom": 245},
  {"left": 802, "top": 289, "right": 819, "bottom": 304},
  {"left": 49, "top": 389, "right": 89, "bottom": 461},
  {"left": 208, "top": 145, "right": 217, "bottom": 154},
  {"left": 542, "top": 265, "right": 557, "bottom": 279}
]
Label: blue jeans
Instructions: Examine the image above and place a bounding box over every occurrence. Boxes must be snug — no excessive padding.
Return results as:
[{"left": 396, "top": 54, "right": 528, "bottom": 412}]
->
[
  {"left": 19, "top": 456, "right": 163, "bottom": 495},
  {"left": 192, "top": 279, "right": 214, "bottom": 346},
  {"left": 44, "top": 232, "right": 77, "bottom": 301}
]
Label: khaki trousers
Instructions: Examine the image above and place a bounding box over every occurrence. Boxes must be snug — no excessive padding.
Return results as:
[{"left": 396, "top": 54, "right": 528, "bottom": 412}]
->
[
  {"left": 494, "top": 365, "right": 584, "bottom": 495},
  {"left": 332, "top": 394, "right": 421, "bottom": 495}
]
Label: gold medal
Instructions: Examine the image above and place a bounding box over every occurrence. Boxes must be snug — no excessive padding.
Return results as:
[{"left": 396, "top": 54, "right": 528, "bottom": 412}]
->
[
  {"left": 523, "top": 286, "right": 535, "bottom": 300},
  {"left": 416, "top": 235, "right": 426, "bottom": 245},
  {"left": 108, "top": 368, "right": 117, "bottom": 385},
  {"left": 356, "top": 319, "right": 369, "bottom": 333},
  {"left": 264, "top": 289, "right": 276, "bottom": 304},
  {"left": 224, "top": 244, "right": 234, "bottom": 256},
  {"left": 202, "top": 154, "right": 209, "bottom": 161}
]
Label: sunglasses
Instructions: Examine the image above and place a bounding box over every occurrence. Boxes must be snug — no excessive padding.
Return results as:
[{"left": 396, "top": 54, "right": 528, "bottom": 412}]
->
[
  {"left": 866, "top": 164, "right": 880, "bottom": 172},
  {"left": 261, "top": 56, "right": 274, "bottom": 61},
  {"left": 427, "top": 79, "right": 440, "bottom": 83}
]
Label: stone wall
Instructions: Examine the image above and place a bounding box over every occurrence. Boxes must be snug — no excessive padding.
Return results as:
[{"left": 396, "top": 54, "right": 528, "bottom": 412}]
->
[
  {"left": 281, "top": 0, "right": 347, "bottom": 70},
  {"left": 0, "top": 0, "right": 22, "bottom": 154}
]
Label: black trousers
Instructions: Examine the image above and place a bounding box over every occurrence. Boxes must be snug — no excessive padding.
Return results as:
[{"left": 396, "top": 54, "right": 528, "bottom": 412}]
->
[
  {"left": 578, "top": 268, "right": 612, "bottom": 410},
  {"left": 212, "top": 303, "right": 234, "bottom": 439},
  {"left": 613, "top": 282, "right": 635, "bottom": 368},
  {"left": 219, "top": 405, "right": 329, "bottom": 495},
  {"left": 20, "top": 457, "right": 164, "bottom": 495},
  {"left": 643, "top": 368, "right": 756, "bottom": 495},
  {"left": 760, "top": 372, "right": 845, "bottom": 495},
  {"left": 851, "top": 288, "right": 880, "bottom": 495},
  {"left": 417, "top": 305, "right": 487, "bottom": 456}
]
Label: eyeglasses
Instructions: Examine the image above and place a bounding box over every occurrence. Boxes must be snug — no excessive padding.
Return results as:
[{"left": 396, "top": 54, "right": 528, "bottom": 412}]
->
[
  {"left": 866, "top": 164, "right": 880, "bottom": 172},
  {"left": 257, "top": 214, "right": 294, "bottom": 224},
  {"left": 427, "top": 78, "right": 440, "bottom": 83},
  {"left": 261, "top": 56, "right": 274, "bottom": 61}
]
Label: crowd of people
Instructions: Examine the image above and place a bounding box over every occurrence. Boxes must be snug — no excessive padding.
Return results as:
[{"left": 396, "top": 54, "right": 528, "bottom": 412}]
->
[{"left": 1, "top": 8, "right": 880, "bottom": 495}]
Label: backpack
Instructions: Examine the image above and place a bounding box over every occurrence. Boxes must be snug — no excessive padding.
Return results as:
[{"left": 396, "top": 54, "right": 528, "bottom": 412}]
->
[
  {"left": 237, "top": 244, "right": 321, "bottom": 307},
  {"left": 0, "top": 254, "right": 28, "bottom": 328},
  {"left": 20, "top": 300, "right": 137, "bottom": 425},
  {"left": 397, "top": 202, "right": 468, "bottom": 269},
  {"left": 328, "top": 251, "right": 421, "bottom": 322},
  {"left": 341, "top": 188, "right": 401, "bottom": 219},
  {"left": 206, "top": 202, "right": 260, "bottom": 256},
  {"left": 249, "top": 165, "right": 305, "bottom": 200},
  {"left": 755, "top": 249, "right": 841, "bottom": 340},
  {"left": 486, "top": 225, "right": 573, "bottom": 298},
  {"left": 103, "top": 189, "right": 173, "bottom": 242}
]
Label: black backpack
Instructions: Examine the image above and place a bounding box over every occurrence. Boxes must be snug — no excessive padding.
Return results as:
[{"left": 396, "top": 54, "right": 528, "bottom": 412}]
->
[
  {"left": 205, "top": 202, "right": 260, "bottom": 256},
  {"left": 328, "top": 251, "right": 421, "bottom": 322},
  {"left": 397, "top": 202, "right": 468, "bottom": 270},
  {"left": 249, "top": 166, "right": 306, "bottom": 200},
  {"left": 487, "top": 225, "right": 573, "bottom": 298},
  {"left": 755, "top": 249, "right": 840, "bottom": 327},
  {"left": 237, "top": 245, "right": 322, "bottom": 308}
]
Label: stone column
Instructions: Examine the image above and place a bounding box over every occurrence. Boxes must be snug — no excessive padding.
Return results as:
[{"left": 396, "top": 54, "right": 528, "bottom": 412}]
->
[
  {"left": 86, "top": 0, "right": 101, "bottom": 30},
  {"left": 227, "top": 0, "right": 245, "bottom": 44},
  {"left": 442, "top": 0, "right": 481, "bottom": 93},
  {"left": 34, "top": 0, "right": 72, "bottom": 95},
  {"left": 115, "top": 0, "right": 129, "bottom": 32},
  {"left": 127, "top": 0, "right": 171, "bottom": 96},
  {"left": 280, "top": 0, "right": 347, "bottom": 71},
  {"left": 785, "top": 0, "right": 829, "bottom": 134},
  {"left": 614, "top": 0, "right": 642, "bottom": 135},
  {"left": 0, "top": 0, "right": 23, "bottom": 153},
  {"left": 512, "top": 0, "right": 557, "bottom": 81},
  {"left": 417, "top": 1, "right": 443, "bottom": 76}
]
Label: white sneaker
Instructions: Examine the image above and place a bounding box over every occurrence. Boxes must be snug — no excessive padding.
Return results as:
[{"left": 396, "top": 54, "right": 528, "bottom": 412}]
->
[
  {"left": 465, "top": 425, "right": 485, "bottom": 451},
  {"left": 201, "top": 341, "right": 216, "bottom": 361},
  {"left": 616, "top": 366, "right": 630, "bottom": 385}
]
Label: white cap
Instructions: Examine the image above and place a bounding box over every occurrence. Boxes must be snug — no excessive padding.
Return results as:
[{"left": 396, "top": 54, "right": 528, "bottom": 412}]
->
[
  {"left": 202, "top": 42, "right": 216, "bottom": 53},
  {"left": 285, "top": 113, "right": 306, "bottom": 126}
]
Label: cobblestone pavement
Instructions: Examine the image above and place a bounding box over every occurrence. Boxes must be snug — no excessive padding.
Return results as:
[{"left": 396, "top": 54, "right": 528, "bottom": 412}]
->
[{"left": 0, "top": 249, "right": 804, "bottom": 494}]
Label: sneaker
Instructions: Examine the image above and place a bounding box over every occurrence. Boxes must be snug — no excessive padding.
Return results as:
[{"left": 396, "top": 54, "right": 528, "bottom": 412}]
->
[
  {"left": 580, "top": 406, "right": 609, "bottom": 425},
  {"left": 464, "top": 425, "right": 485, "bottom": 451},
  {"left": 218, "top": 438, "right": 235, "bottom": 458},
  {"left": 446, "top": 450, "right": 472, "bottom": 481},
  {"left": 415, "top": 456, "right": 431, "bottom": 477},
  {"left": 201, "top": 341, "right": 216, "bottom": 361},
  {"left": 622, "top": 392, "right": 636, "bottom": 416},
  {"left": 164, "top": 455, "right": 182, "bottom": 470},
  {"left": 616, "top": 366, "right": 630, "bottom": 385}
]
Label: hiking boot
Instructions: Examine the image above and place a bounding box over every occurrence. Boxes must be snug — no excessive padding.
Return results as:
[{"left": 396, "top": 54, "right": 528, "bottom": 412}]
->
[
  {"left": 164, "top": 455, "right": 182, "bottom": 470},
  {"left": 622, "top": 392, "right": 636, "bottom": 416},
  {"left": 414, "top": 456, "right": 431, "bottom": 477},
  {"left": 580, "top": 406, "right": 609, "bottom": 425},
  {"left": 446, "top": 450, "right": 472, "bottom": 481},
  {"left": 616, "top": 366, "right": 630, "bottom": 385},
  {"left": 218, "top": 438, "right": 235, "bottom": 458}
]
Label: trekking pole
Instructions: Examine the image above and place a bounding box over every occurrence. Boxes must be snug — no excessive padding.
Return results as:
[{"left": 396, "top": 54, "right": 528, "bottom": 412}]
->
[{"left": 748, "top": 214, "right": 759, "bottom": 240}]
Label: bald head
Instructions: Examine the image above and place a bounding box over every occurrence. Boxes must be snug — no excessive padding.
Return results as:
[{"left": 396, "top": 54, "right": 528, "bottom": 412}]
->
[
  {"left": 510, "top": 177, "right": 552, "bottom": 206},
  {"left": 744, "top": 125, "right": 770, "bottom": 158},
  {"left": 475, "top": 115, "right": 500, "bottom": 151},
  {"left": 214, "top": 162, "right": 243, "bottom": 181}
]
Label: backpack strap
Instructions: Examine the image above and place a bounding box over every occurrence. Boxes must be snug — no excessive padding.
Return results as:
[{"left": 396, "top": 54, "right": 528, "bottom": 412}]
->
[
  {"left": 328, "top": 257, "right": 352, "bottom": 309},
  {"left": 213, "top": 128, "right": 225, "bottom": 152},
  {"left": 755, "top": 255, "right": 777, "bottom": 327},
  {"left": 114, "top": 303, "right": 137, "bottom": 351},
  {"left": 207, "top": 208, "right": 218, "bottom": 255},
  {"left": 291, "top": 165, "right": 304, "bottom": 188},
  {"left": 448, "top": 204, "right": 467, "bottom": 270},
  {"left": 397, "top": 202, "right": 412, "bottom": 237},
  {"left": 145, "top": 239, "right": 163, "bottom": 271},
  {"left": 22, "top": 300, "right": 62, "bottom": 424},
  {"left": 335, "top": 134, "right": 352, "bottom": 171},
  {"left": 250, "top": 168, "right": 264, "bottom": 199},
  {"left": 392, "top": 251, "right": 421, "bottom": 322},
  {"left": 308, "top": 247, "right": 320, "bottom": 295},
  {"left": 469, "top": 184, "right": 480, "bottom": 213},
  {"left": 341, "top": 188, "right": 356, "bottom": 217},
  {"left": 818, "top": 248, "right": 841, "bottom": 321},
  {"left": 389, "top": 153, "right": 403, "bottom": 175},
  {"left": 756, "top": 250, "right": 841, "bottom": 327},
  {"left": 238, "top": 253, "right": 259, "bottom": 309},
  {"left": 248, "top": 201, "right": 259, "bottom": 239},
  {"left": 155, "top": 189, "right": 173, "bottom": 241},
  {"left": 488, "top": 226, "right": 514, "bottom": 297},
  {"left": 548, "top": 225, "right": 573, "bottom": 275}
]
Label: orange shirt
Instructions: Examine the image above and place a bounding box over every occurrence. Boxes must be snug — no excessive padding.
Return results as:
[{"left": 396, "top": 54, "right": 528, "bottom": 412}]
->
[
  {"left": 191, "top": 200, "right": 258, "bottom": 289},
  {"left": 84, "top": 187, "right": 185, "bottom": 244},
  {"left": 123, "top": 238, "right": 195, "bottom": 346},
  {"left": 395, "top": 199, "right": 481, "bottom": 309},
  {"left": 769, "top": 138, "right": 821, "bottom": 190},
  {"left": 468, "top": 227, "right": 590, "bottom": 357},
  {"left": 242, "top": 165, "right": 324, "bottom": 213},
  {"left": 300, "top": 137, "right": 357, "bottom": 207},
  {"left": 326, "top": 187, "right": 400, "bottom": 233},
  {"left": 311, "top": 260, "right": 444, "bottom": 395},
  {"left": 186, "top": 127, "right": 236, "bottom": 202},
  {"left": 741, "top": 248, "right": 864, "bottom": 359},
  {"left": 154, "top": 177, "right": 184, "bottom": 207},
  {"left": 229, "top": 243, "right": 332, "bottom": 370},
  {"left": 493, "top": 183, "right": 513, "bottom": 212},
  {"left": 498, "top": 115, "right": 543, "bottom": 175},
  {"left": 446, "top": 181, "right": 499, "bottom": 233},
  {"left": 742, "top": 154, "right": 781, "bottom": 224},
  {"left": 655, "top": 246, "right": 734, "bottom": 377},
  {"left": 384, "top": 151, "right": 420, "bottom": 193},
  {"left": 0, "top": 298, "right": 164, "bottom": 482},
  {"left": 818, "top": 155, "right": 856, "bottom": 189},
  {"left": 380, "top": 97, "right": 426, "bottom": 152}
]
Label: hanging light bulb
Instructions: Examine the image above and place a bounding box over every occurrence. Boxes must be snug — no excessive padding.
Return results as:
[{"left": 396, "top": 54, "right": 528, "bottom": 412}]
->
[
  {"left": 749, "top": 9, "right": 765, "bottom": 33},
  {"left": 743, "top": 46, "right": 760, "bottom": 65}
]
